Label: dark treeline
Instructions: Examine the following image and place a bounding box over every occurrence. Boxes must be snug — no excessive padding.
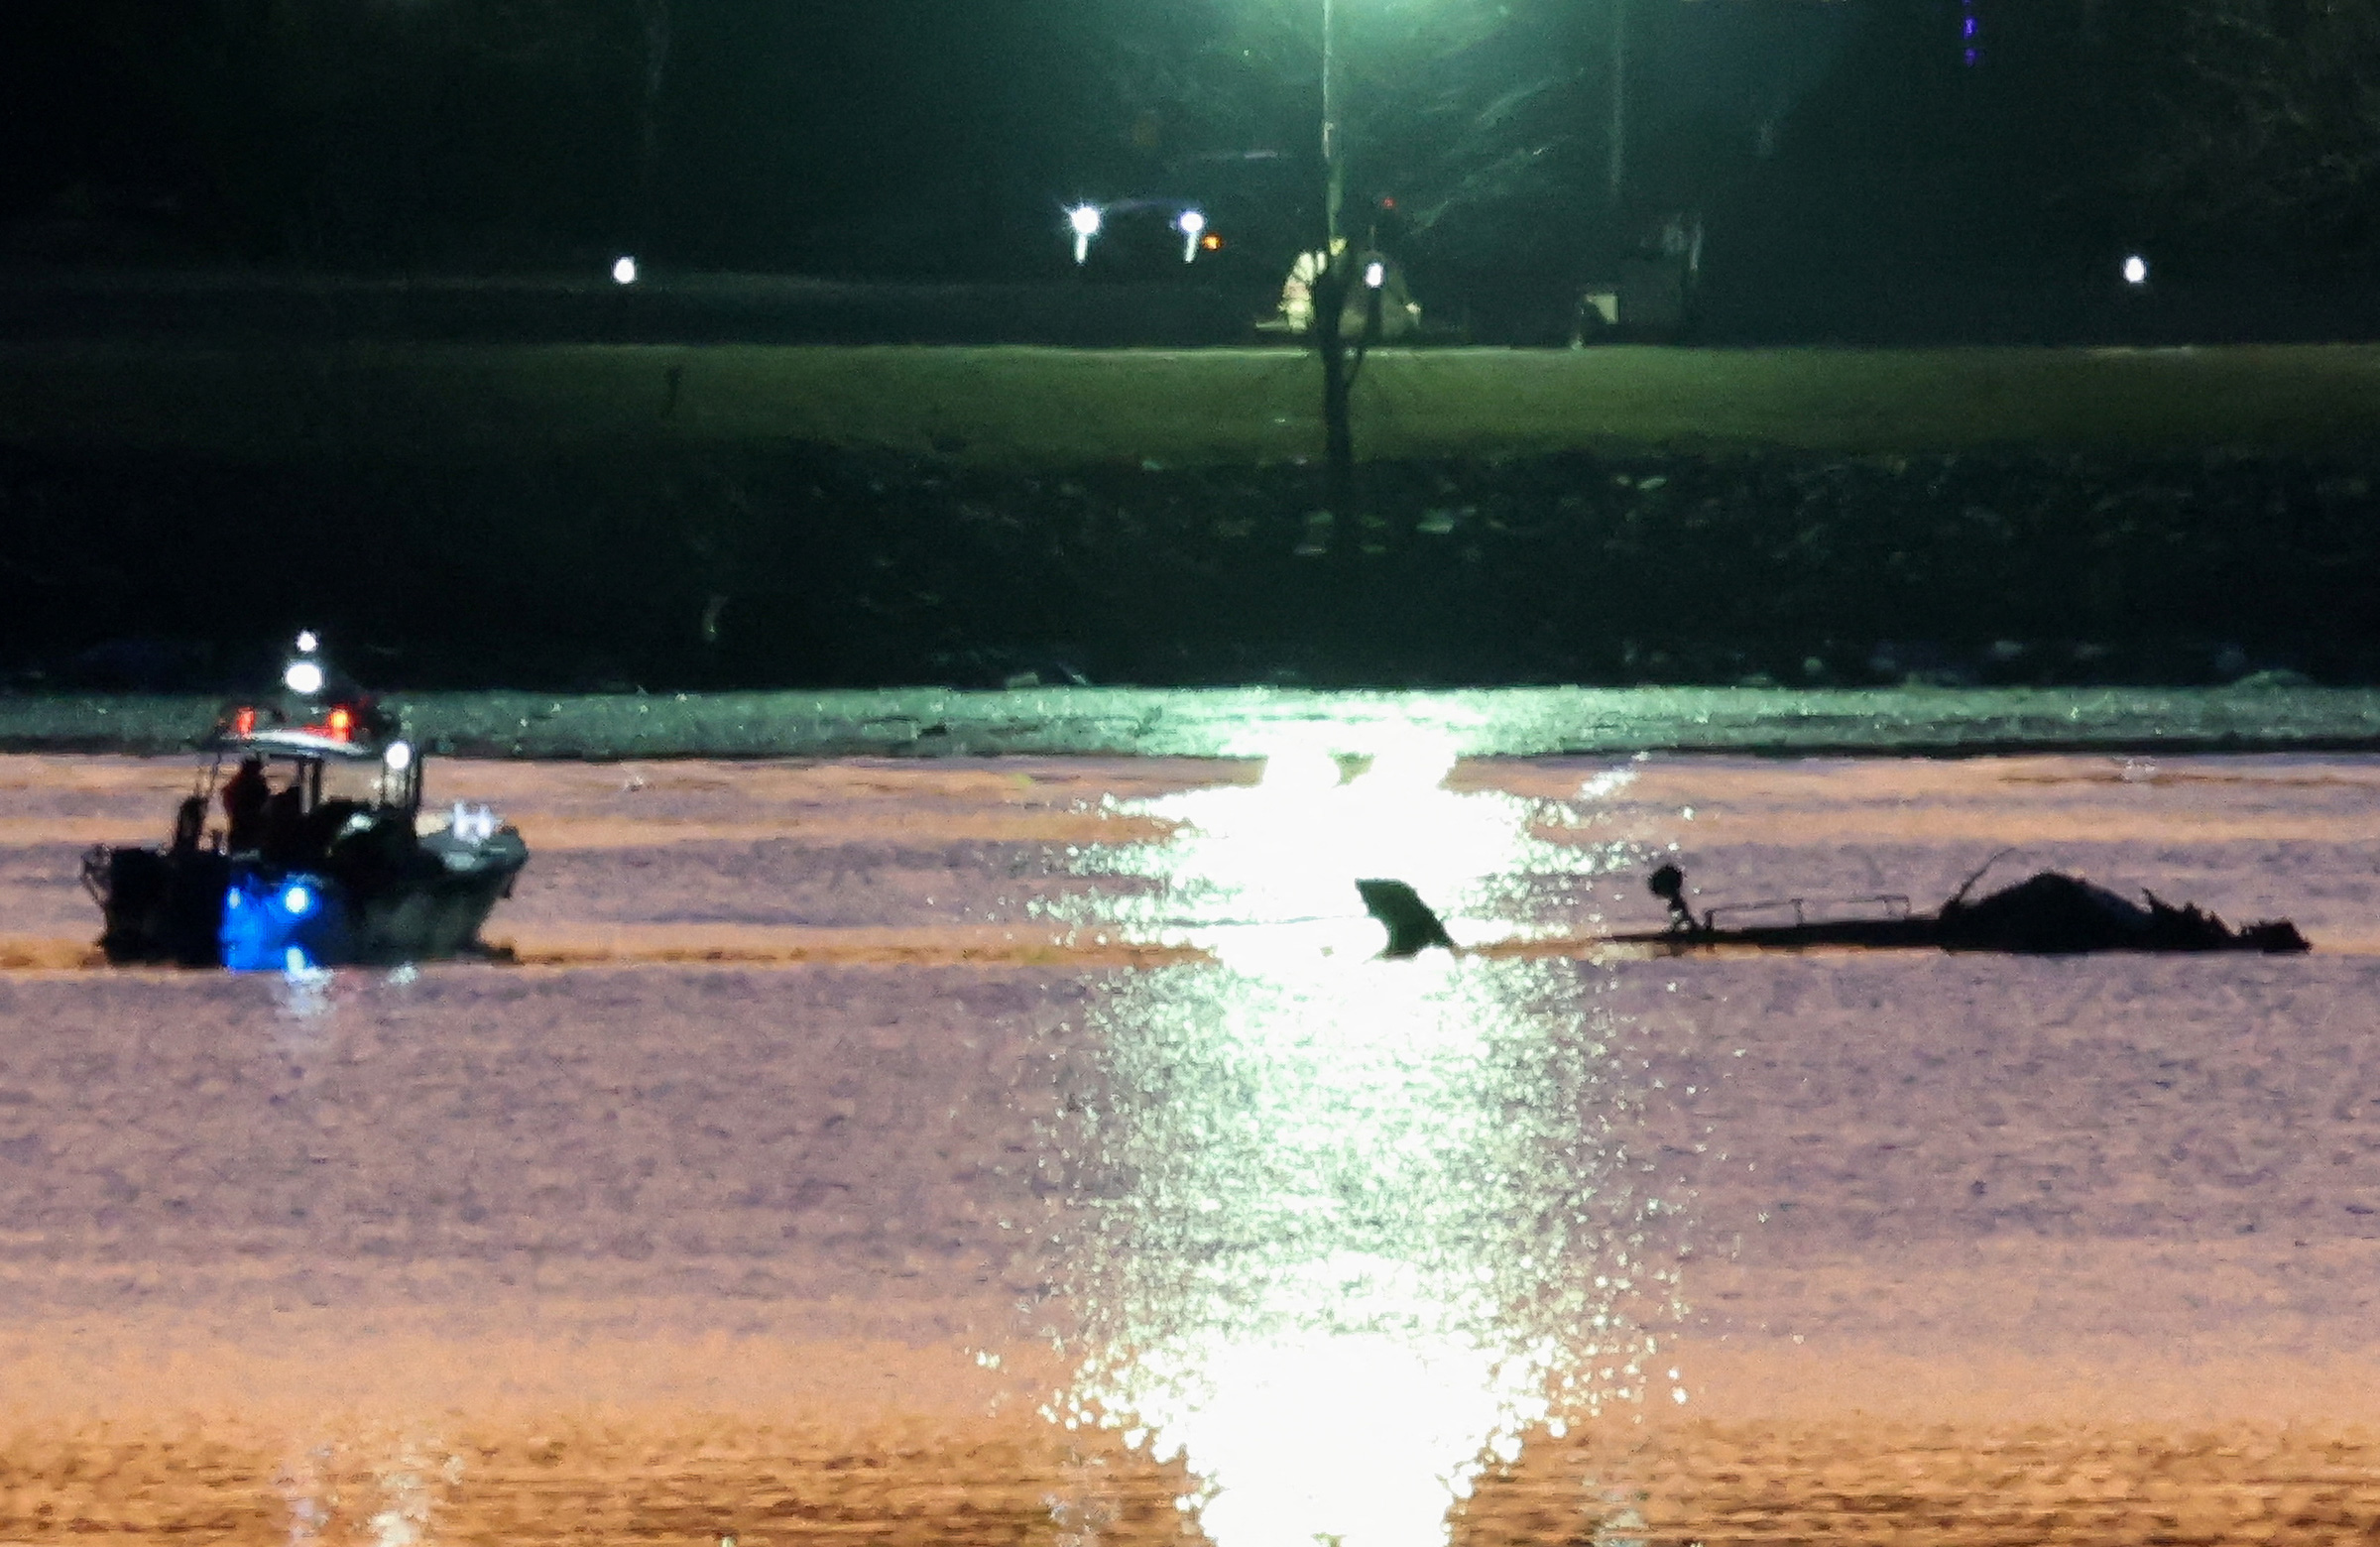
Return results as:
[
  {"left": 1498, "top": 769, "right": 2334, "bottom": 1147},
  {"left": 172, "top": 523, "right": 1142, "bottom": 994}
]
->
[{"left": 6, "top": 1, "right": 2379, "bottom": 298}]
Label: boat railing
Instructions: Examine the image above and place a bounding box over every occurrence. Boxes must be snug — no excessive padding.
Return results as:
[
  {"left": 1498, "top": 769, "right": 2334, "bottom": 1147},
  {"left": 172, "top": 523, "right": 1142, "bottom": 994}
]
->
[{"left": 1702, "top": 892, "right": 1913, "bottom": 930}]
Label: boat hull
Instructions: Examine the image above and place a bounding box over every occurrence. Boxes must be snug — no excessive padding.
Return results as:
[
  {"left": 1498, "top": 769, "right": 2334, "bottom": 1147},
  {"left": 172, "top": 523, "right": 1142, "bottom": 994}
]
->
[{"left": 87, "top": 836, "right": 528, "bottom": 969}]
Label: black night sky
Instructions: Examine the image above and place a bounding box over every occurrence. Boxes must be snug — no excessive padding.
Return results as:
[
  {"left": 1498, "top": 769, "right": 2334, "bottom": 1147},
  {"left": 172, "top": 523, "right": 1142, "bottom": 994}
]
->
[{"left": 8, "top": 1, "right": 2371, "bottom": 298}]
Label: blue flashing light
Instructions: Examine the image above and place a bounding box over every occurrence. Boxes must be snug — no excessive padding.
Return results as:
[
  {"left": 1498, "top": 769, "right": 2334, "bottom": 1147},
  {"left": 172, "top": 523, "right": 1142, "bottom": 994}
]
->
[{"left": 220, "top": 870, "right": 347, "bottom": 972}]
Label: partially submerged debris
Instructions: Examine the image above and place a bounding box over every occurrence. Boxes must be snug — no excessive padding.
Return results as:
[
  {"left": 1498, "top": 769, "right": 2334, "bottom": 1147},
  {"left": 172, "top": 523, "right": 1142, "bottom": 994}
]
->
[
  {"left": 1359, "top": 857, "right": 2311, "bottom": 959},
  {"left": 1357, "top": 879, "right": 1458, "bottom": 958}
]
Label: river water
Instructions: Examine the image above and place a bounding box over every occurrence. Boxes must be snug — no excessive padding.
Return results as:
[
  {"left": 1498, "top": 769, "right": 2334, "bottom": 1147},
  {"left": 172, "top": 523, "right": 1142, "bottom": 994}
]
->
[{"left": 3, "top": 733, "right": 2379, "bottom": 1544}]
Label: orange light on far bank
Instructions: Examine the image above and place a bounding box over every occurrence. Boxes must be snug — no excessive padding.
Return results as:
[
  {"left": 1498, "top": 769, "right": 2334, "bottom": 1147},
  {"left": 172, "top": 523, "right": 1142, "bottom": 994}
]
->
[{"left": 1200, "top": 233, "right": 1223, "bottom": 251}]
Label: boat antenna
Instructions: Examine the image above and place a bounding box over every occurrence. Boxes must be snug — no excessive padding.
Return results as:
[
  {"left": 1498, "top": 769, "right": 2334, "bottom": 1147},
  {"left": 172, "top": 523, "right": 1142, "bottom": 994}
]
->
[{"left": 1947, "top": 846, "right": 2020, "bottom": 908}]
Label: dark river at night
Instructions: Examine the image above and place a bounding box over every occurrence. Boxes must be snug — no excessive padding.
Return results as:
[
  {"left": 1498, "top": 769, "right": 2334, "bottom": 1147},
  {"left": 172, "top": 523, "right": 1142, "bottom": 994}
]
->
[{"left": 4, "top": 716, "right": 2380, "bottom": 1544}]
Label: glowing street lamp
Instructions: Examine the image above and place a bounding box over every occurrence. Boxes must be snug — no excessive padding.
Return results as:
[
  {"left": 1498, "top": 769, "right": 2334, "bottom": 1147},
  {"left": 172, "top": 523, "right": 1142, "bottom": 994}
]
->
[
  {"left": 2122, "top": 253, "right": 2150, "bottom": 287},
  {"left": 1177, "top": 208, "right": 1208, "bottom": 262},
  {"left": 1069, "top": 204, "right": 1102, "bottom": 265}
]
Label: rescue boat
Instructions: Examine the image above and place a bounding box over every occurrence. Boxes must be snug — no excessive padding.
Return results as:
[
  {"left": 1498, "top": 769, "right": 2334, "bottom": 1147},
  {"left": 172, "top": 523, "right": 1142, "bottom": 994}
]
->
[{"left": 82, "top": 633, "right": 528, "bottom": 970}]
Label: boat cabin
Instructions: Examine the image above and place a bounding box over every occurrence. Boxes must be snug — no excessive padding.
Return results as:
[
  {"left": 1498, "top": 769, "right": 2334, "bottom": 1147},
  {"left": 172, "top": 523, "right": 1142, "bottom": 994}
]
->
[{"left": 195, "top": 698, "right": 420, "bottom": 864}]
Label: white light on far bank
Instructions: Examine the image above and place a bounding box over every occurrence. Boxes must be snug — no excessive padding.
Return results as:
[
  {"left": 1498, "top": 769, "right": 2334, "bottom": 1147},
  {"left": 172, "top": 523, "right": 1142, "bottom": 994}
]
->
[
  {"left": 1364, "top": 260, "right": 1386, "bottom": 290},
  {"left": 613, "top": 255, "right": 639, "bottom": 285},
  {"left": 1069, "top": 205, "right": 1102, "bottom": 265},
  {"left": 2122, "top": 254, "right": 2149, "bottom": 286},
  {"left": 284, "top": 659, "right": 325, "bottom": 696}
]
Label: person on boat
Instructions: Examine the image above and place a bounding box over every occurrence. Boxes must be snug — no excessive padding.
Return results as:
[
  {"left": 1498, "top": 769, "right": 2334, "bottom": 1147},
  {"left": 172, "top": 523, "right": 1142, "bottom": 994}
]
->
[
  {"left": 261, "top": 782, "right": 306, "bottom": 863},
  {"left": 171, "top": 794, "right": 206, "bottom": 853},
  {"left": 221, "top": 757, "right": 268, "bottom": 852}
]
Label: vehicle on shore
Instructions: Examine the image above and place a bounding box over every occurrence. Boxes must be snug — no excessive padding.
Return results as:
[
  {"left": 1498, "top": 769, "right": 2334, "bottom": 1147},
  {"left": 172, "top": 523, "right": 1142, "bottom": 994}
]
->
[
  {"left": 82, "top": 635, "right": 528, "bottom": 970},
  {"left": 1065, "top": 197, "right": 1242, "bottom": 281}
]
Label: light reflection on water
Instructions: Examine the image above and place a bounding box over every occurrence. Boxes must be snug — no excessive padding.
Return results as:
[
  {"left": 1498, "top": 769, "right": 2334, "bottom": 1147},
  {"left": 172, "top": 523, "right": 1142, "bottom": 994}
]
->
[
  {"left": 12, "top": 749, "right": 2373, "bottom": 1543},
  {"left": 1055, "top": 738, "right": 1698, "bottom": 1547},
  {"left": 1074, "top": 730, "right": 1613, "bottom": 965},
  {"left": 276, "top": 1433, "right": 463, "bottom": 1547}
]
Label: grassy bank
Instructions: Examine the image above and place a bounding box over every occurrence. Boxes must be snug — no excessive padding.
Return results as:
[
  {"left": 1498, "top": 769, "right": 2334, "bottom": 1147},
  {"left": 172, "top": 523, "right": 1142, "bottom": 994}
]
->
[{"left": 6, "top": 341, "right": 2380, "bottom": 465}]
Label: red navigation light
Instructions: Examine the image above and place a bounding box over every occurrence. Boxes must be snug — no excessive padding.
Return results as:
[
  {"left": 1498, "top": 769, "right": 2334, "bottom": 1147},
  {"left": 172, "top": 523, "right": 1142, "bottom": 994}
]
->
[
  {"left": 233, "top": 707, "right": 256, "bottom": 737},
  {"left": 326, "top": 706, "right": 354, "bottom": 741}
]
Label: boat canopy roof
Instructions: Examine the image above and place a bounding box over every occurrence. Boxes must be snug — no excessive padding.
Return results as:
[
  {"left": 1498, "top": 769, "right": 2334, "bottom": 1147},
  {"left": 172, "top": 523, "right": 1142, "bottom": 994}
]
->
[
  {"left": 206, "top": 692, "right": 404, "bottom": 765},
  {"left": 205, "top": 725, "right": 391, "bottom": 763},
  {"left": 201, "top": 635, "right": 409, "bottom": 768}
]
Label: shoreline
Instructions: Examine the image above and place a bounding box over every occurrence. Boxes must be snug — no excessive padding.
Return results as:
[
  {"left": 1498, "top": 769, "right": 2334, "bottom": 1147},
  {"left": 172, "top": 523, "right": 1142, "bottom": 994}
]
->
[{"left": 4, "top": 684, "right": 2380, "bottom": 760}]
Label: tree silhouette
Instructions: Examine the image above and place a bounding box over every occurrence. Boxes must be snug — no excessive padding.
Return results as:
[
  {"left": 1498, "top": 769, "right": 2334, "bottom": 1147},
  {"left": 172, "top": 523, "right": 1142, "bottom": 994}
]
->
[{"left": 2138, "top": 0, "right": 2380, "bottom": 262}]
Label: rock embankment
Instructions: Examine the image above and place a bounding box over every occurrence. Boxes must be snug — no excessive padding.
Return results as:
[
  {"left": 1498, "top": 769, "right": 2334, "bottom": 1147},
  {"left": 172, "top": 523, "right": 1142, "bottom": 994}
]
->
[{"left": 4, "top": 442, "right": 2375, "bottom": 689}]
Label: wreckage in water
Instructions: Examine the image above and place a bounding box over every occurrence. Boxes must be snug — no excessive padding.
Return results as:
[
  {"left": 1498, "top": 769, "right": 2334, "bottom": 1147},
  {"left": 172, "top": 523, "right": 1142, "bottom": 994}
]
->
[{"left": 1358, "top": 857, "right": 2311, "bottom": 959}]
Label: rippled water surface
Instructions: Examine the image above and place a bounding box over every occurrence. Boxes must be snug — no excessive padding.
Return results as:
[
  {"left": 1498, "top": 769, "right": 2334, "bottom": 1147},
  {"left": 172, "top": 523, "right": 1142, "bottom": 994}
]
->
[{"left": 4, "top": 746, "right": 2380, "bottom": 1544}]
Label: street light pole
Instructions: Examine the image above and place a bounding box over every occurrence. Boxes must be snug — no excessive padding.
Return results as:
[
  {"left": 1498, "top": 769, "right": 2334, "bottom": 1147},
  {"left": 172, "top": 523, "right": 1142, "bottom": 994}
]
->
[
  {"left": 1314, "top": 0, "right": 1356, "bottom": 528},
  {"left": 1606, "top": 0, "right": 1627, "bottom": 208},
  {"left": 638, "top": 0, "right": 671, "bottom": 252},
  {"left": 1322, "top": 0, "right": 1343, "bottom": 247}
]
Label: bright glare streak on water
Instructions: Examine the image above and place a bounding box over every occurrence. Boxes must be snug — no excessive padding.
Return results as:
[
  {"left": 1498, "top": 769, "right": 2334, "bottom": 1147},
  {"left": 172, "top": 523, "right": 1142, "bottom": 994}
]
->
[
  {"left": 2, "top": 749, "right": 2368, "bottom": 1543},
  {"left": 1105, "top": 1257, "right": 1541, "bottom": 1547},
  {"left": 1057, "top": 732, "right": 1673, "bottom": 1547},
  {"left": 1080, "top": 726, "right": 1628, "bottom": 972}
]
